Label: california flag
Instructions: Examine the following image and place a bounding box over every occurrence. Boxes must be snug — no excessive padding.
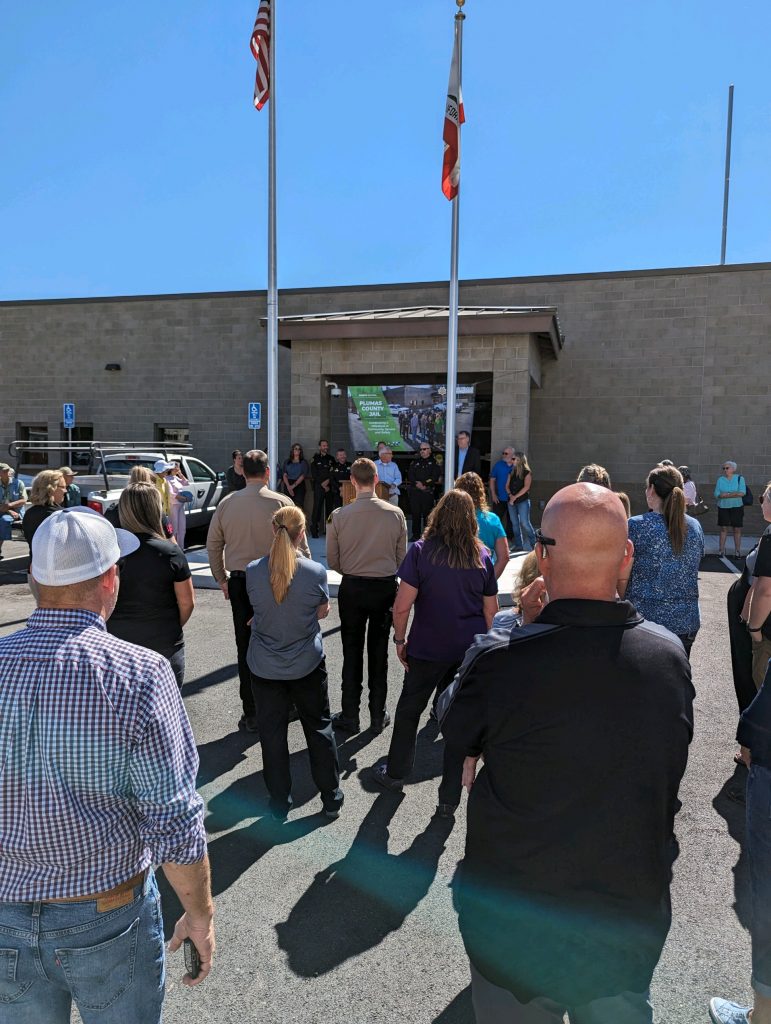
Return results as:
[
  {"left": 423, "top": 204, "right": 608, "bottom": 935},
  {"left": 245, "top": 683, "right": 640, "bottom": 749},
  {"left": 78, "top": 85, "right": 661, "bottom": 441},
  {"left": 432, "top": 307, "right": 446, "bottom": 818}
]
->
[{"left": 442, "top": 29, "right": 465, "bottom": 199}]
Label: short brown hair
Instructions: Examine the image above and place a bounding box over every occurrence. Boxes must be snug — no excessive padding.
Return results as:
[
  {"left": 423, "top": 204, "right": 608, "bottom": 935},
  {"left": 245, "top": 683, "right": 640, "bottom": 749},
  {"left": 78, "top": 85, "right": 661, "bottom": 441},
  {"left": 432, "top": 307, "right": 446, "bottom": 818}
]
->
[
  {"left": 243, "top": 450, "right": 269, "bottom": 478},
  {"left": 351, "top": 458, "right": 376, "bottom": 487},
  {"left": 577, "top": 464, "right": 612, "bottom": 488}
]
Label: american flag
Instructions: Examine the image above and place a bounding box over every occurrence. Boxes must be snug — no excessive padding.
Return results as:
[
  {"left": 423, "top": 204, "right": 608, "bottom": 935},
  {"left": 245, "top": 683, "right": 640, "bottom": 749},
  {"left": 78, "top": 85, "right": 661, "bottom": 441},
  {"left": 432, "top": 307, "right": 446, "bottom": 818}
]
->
[
  {"left": 442, "top": 27, "right": 465, "bottom": 200},
  {"left": 250, "top": 1, "right": 271, "bottom": 111}
]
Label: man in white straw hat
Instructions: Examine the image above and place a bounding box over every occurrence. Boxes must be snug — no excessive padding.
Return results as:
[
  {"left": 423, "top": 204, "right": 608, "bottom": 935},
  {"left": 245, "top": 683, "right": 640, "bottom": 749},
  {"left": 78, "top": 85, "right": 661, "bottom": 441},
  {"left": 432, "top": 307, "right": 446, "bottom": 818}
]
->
[{"left": 0, "top": 508, "right": 214, "bottom": 1022}]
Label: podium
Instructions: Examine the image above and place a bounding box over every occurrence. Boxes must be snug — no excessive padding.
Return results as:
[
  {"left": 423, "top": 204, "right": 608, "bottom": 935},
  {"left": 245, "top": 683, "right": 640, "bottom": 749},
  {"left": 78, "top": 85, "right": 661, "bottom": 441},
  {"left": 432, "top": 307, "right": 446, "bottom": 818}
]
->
[{"left": 340, "top": 481, "right": 392, "bottom": 505}]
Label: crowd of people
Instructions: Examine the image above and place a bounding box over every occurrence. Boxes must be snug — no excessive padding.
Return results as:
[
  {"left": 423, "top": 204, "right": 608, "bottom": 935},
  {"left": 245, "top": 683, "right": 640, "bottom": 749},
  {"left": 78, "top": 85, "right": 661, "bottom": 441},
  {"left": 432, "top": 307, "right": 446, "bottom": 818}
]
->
[{"left": 0, "top": 442, "right": 769, "bottom": 1024}]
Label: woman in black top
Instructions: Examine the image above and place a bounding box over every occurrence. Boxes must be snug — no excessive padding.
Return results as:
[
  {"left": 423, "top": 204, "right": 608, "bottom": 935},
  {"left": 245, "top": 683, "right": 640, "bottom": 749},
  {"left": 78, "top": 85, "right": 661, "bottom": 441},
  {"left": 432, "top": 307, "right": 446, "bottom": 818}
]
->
[
  {"left": 505, "top": 451, "right": 537, "bottom": 551},
  {"left": 106, "top": 483, "right": 194, "bottom": 688},
  {"left": 281, "top": 444, "right": 310, "bottom": 508},
  {"left": 22, "top": 470, "right": 66, "bottom": 547}
]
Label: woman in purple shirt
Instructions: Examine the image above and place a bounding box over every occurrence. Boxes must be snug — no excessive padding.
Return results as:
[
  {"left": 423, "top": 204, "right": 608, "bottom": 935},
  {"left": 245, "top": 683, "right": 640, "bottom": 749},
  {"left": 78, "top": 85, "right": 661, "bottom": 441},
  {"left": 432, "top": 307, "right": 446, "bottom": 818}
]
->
[{"left": 370, "top": 489, "right": 499, "bottom": 817}]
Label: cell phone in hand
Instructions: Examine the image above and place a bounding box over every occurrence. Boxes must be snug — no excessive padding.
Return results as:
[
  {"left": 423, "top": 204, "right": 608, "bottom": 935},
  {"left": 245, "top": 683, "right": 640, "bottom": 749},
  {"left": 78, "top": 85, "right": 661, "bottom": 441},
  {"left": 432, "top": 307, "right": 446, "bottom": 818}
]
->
[{"left": 184, "top": 938, "right": 201, "bottom": 979}]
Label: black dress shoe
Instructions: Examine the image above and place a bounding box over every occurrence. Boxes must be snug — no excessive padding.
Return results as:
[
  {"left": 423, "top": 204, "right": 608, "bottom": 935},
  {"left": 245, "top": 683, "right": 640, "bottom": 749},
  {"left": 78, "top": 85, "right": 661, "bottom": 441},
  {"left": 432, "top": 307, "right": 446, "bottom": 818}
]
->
[
  {"left": 370, "top": 712, "right": 391, "bottom": 735},
  {"left": 370, "top": 763, "right": 404, "bottom": 792},
  {"left": 331, "top": 712, "right": 360, "bottom": 734},
  {"left": 238, "top": 714, "right": 259, "bottom": 734},
  {"left": 436, "top": 802, "right": 458, "bottom": 819}
]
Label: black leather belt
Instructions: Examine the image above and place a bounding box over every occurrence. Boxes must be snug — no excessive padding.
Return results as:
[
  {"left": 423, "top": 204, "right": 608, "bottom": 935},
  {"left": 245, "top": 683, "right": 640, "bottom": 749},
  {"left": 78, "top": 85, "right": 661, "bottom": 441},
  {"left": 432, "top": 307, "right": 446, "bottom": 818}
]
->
[
  {"left": 342, "top": 574, "right": 397, "bottom": 582},
  {"left": 229, "top": 570, "right": 246, "bottom": 578}
]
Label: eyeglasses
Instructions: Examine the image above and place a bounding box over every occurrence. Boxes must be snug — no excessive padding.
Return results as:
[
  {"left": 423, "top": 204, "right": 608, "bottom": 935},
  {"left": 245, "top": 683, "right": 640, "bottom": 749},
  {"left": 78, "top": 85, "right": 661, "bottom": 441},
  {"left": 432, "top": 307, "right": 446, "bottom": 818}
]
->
[
  {"left": 723, "top": 466, "right": 732, "bottom": 471},
  {"left": 420, "top": 447, "right": 430, "bottom": 452},
  {"left": 535, "top": 529, "right": 556, "bottom": 549}
]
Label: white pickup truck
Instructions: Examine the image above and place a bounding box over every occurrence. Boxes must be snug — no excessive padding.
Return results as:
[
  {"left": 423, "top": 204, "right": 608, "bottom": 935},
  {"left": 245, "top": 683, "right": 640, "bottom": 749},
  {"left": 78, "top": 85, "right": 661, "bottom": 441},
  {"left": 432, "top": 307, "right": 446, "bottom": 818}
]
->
[{"left": 8, "top": 442, "right": 227, "bottom": 532}]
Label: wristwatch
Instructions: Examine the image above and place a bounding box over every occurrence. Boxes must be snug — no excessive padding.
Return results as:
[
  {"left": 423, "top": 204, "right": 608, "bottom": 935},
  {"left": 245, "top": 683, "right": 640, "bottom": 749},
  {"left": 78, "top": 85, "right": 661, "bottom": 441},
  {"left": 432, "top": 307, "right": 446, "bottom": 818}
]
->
[
  {"left": 393, "top": 635, "right": 406, "bottom": 645},
  {"left": 748, "top": 626, "right": 762, "bottom": 634}
]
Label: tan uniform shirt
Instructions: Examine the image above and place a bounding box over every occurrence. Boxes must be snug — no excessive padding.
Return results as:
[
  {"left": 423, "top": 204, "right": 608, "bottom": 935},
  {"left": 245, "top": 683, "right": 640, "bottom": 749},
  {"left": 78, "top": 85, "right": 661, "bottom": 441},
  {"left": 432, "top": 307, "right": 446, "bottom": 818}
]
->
[
  {"left": 207, "top": 481, "right": 311, "bottom": 583},
  {"left": 327, "top": 492, "right": 407, "bottom": 578}
]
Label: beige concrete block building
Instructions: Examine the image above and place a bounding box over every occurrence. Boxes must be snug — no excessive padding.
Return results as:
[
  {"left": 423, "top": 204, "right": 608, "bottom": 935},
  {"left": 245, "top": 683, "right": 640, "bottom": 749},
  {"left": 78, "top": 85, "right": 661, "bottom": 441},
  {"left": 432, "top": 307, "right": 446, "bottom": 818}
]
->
[{"left": 1, "top": 261, "right": 769, "bottom": 533}]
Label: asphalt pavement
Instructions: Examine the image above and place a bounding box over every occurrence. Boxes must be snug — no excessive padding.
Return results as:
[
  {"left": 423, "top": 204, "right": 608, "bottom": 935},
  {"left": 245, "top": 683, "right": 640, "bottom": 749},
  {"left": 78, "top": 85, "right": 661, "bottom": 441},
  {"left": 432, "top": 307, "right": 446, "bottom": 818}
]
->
[{"left": 0, "top": 555, "right": 754, "bottom": 1024}]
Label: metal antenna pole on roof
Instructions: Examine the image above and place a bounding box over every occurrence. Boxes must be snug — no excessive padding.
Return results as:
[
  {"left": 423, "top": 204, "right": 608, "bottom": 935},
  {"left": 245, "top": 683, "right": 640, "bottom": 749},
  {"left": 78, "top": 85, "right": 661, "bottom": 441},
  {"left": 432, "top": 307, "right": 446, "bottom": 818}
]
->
[
  {"left": 443, "top": 0, "right": 465, "bottom": 495},
  {"left": 720, "top": 84, "right": 734, "bottom": 266}
]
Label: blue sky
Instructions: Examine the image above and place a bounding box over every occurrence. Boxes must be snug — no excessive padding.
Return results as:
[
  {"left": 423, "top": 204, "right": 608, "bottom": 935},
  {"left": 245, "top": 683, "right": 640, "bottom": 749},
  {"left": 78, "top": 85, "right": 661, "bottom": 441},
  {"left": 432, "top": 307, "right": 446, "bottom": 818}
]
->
[{"left": 1, "top": 0, "right": 769, "bottom": 299}]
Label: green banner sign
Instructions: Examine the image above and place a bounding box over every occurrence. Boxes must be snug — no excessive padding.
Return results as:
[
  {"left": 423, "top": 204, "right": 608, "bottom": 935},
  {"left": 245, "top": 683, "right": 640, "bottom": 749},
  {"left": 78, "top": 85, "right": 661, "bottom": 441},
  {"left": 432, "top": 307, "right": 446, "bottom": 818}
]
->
[{"left": 348, "top": 386, "right": 410, "bottom": 452}]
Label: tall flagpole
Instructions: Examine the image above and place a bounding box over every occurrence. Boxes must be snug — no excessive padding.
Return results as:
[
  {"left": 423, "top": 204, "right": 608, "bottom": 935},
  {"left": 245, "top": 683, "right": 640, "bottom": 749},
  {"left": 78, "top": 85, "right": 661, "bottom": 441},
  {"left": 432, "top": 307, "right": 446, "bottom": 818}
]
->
[
  {"left": 443, "top": 1, "right": 465, "bottom": 496},
  {"left": 266, "top": 1, "right": 279, "bottom": 473}
]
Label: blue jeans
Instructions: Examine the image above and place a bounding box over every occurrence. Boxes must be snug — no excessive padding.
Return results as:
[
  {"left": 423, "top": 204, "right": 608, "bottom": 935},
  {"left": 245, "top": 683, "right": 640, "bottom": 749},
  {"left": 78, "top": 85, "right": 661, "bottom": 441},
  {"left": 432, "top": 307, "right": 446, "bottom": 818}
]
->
[
  {"left": 0, "top": 870, "right": 165, "bottom": 1023},
  {"left": 471, "top": 963, "right": 653, "bottom": 1023},
  {"left": 508, "top": 499, "right": 536, "bottom": 551},
  {"left": 0, "top": 513, "right": 18, "bottom": 542},
  {"left": 747, "top": 764, "right": 771, "bottom": 997}
]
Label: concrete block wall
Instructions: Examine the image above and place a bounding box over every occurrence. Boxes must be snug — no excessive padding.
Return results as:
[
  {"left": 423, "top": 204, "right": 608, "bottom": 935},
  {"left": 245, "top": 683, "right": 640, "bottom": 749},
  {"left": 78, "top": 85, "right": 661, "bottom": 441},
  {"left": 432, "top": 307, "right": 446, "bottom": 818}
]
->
[{"left": 2, "top": 262, "right": 769, "bottom": 533}]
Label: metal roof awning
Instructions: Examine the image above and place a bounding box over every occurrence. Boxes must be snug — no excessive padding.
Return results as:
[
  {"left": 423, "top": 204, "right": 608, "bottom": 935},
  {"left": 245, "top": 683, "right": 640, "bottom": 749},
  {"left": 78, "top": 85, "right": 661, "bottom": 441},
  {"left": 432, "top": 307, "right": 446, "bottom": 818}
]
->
[{"left": 268, "top": 305, "right": 564, "bottom": 360}]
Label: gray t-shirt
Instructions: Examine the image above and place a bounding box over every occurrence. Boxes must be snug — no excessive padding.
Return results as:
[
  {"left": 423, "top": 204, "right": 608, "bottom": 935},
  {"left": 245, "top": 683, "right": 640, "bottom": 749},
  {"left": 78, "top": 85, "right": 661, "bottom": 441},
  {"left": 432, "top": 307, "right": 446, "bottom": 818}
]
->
[{"left": 246, "top": 555, "right": 329, "bottom": 680}]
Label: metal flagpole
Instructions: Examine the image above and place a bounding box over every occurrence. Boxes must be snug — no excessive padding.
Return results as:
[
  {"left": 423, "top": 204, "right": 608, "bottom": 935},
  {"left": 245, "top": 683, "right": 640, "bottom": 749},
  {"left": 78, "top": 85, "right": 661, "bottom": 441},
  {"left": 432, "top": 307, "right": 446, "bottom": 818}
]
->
[
  {"left": 266, "top": 1, "right": 279, "bottom": 474},
  {"left": 720, "top": 83, "right": 734, "bottom": 266},
  {"left": 443, "top": 1, "right": 465, "bottom": 496}
]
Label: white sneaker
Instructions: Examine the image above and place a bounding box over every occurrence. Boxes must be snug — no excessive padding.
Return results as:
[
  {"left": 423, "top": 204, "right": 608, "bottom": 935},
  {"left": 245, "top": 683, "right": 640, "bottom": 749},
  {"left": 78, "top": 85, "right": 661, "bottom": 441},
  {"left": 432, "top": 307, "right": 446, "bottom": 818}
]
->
[{"left": 709, "top": 997, "right": 752, "bottom": 1024}]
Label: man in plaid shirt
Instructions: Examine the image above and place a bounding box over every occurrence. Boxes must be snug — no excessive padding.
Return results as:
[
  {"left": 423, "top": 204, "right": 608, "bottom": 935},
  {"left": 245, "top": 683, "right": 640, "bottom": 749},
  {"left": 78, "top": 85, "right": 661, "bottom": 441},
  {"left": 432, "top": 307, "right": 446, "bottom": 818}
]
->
[{"left": 0, "top": 508, "right": 214, "bottom": 1023}]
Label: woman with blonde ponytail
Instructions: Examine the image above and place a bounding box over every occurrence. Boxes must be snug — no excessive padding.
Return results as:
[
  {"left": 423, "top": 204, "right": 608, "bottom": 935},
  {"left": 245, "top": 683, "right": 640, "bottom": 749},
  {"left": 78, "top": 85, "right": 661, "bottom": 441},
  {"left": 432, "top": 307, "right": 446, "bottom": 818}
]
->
[
  {"left": 618, "top": 464, "right": 705, "bottom": 658},
  {"left": 245, "top": 505, "right": 343, "bottom": 821}
]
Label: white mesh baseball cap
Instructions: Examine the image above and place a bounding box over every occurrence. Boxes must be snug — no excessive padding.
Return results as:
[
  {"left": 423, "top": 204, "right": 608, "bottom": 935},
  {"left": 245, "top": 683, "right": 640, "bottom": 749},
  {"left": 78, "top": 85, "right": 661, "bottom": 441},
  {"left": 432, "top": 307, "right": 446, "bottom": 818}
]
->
[{"left": 31, "top": 508, "right": 140, "bottom": 586}]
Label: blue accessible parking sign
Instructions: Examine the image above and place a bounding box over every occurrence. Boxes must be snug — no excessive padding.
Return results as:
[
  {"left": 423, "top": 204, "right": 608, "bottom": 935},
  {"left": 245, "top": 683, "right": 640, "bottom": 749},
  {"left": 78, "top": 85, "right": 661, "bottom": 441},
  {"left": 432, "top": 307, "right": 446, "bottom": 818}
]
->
[
  {"left": 63, "top": 403, "right": 76, "bottom": 428},
  {"left": 248, "top": 402, "right": 261, "bottom": 430}
]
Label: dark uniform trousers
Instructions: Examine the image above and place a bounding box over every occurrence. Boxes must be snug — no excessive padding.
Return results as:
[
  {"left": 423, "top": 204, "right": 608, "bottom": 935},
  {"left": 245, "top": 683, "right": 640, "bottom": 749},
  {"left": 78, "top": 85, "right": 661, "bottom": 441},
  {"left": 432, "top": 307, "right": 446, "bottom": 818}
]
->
[
  {"left": 312, "top": 486, "right": 335, "bottom": 535},
  {"left": 338, "top": 574, "right": 398, "bottom": 721},
  {"left": 387, "top": 657, "right": 464, "bottom": 806},
  {"left": 251, "top": 659, "right": 343, "bottom": 815},
  {"left": 226, "top": 573, "right": 256, "bottom": 717},
  {"left": 493, "top": 499, "right": 515, "bottom": 541},
  {"left": 409, "top": 489, "right": 435, "bottom": 541}
]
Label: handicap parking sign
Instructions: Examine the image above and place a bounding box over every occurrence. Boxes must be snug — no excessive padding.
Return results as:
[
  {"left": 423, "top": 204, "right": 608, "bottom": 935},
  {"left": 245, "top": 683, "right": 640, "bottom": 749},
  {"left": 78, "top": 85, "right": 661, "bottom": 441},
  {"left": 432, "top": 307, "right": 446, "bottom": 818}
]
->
[
  {"left": 248, "top": 402, "right": 261, "bottom": 430},
  {"left": 63, "top": 403, "right": 76, "bottom": 428}
]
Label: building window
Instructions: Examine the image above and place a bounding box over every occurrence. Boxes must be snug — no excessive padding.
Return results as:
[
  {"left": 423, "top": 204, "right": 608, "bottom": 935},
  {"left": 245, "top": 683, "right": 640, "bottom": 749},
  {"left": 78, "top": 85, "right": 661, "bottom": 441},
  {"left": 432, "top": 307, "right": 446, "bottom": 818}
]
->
[
  {"left": 60, "top": 423, "right": 94, "bottom": 470},
  {"left": 16, "top": 424, "right": 48, "bottom": 468},
  {"left": 154, "top": 424, "right": 190, "bottom": 446}
]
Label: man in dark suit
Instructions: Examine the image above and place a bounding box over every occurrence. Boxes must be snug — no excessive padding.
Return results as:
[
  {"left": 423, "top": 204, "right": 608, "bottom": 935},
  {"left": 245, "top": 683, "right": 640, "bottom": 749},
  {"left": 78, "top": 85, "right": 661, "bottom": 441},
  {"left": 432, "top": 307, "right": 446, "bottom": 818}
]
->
[{"left": 454, "top": 431, "right": 482, "bottom": 479}]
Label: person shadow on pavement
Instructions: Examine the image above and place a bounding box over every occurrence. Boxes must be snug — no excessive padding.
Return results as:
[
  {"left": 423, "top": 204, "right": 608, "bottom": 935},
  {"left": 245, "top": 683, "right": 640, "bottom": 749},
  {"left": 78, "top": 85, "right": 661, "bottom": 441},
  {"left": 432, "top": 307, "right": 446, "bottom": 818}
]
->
[
  {"left": 158, "top": 811, "right": 333, "bottom": 941},
  {"left": 275, "top": 789, "right": 454, "bottom": 977},
  {"left": 196, "top": 729, "right": 260, "bottom": 789},
  {"left": 712, "top": 765, "right": 752, "bottom": 930},
  {"left": 204, "top": 729, "right": 378, "bottom": 833}
]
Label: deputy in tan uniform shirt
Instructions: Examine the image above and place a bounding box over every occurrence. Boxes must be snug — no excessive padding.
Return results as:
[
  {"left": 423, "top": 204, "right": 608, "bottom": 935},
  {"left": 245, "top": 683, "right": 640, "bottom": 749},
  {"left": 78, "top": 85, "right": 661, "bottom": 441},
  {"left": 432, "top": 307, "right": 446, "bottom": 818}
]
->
[
  {"left": 207, "top": 449, "right": 311, "bottom": 733},
  {"left": 327, "top": 458, "right": 407, "bottom": 736}
]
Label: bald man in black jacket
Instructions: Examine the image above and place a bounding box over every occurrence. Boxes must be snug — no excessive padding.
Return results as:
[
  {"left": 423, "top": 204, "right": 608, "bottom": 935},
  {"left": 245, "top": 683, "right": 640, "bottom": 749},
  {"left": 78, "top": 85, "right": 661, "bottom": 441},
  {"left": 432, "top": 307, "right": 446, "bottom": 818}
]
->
[{"left": 442, "top": 483, "right": 694, "bottom": 1024}]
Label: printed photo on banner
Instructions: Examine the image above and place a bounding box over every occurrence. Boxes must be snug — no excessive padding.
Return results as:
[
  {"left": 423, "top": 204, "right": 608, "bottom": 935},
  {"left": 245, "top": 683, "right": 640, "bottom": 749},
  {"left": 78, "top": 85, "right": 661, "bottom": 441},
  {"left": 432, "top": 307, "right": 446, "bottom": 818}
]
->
[{"left": 347, "top": 384, "right": 475, "bottom": 454}]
